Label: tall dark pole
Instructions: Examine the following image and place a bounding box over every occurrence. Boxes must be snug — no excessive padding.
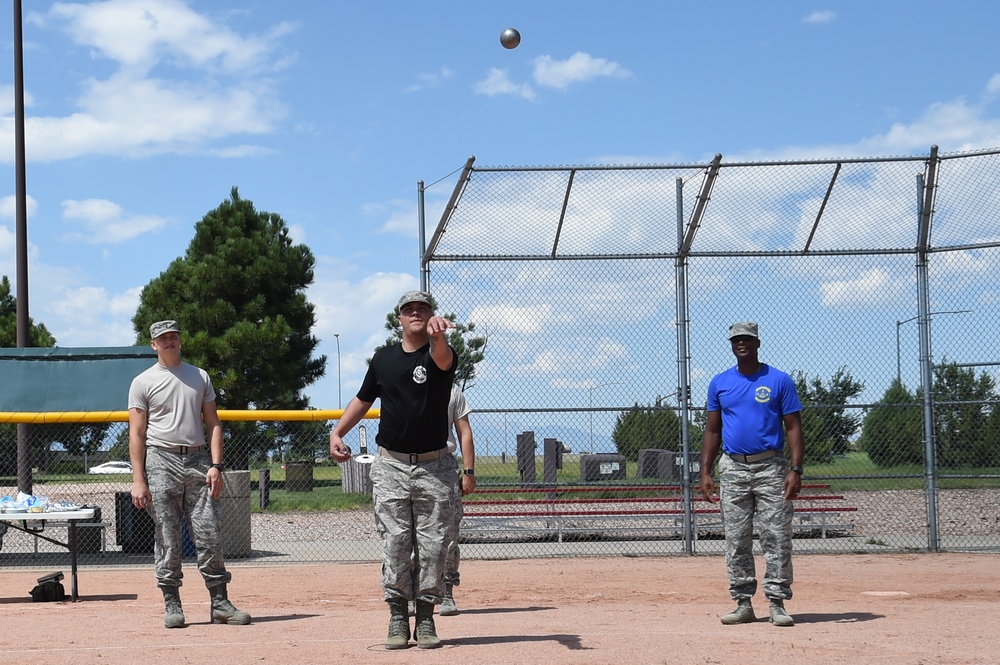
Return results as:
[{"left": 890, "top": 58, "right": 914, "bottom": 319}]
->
[
  {"left": 14, "top": 0, "right": 28, "bottom": 344},
  {"left": 13, "top": 0, "right": 32, "bottom": 493}
]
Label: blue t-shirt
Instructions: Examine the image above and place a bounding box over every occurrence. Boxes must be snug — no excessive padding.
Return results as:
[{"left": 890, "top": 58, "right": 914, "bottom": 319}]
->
[{"left": 705, "top": 364, "right": 802, "bottom": 456}]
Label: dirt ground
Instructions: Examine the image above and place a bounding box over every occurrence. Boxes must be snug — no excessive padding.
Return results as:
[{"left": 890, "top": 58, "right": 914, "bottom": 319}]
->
[{"left": 0, "top": 553, "right": 997, "bottom": 665}]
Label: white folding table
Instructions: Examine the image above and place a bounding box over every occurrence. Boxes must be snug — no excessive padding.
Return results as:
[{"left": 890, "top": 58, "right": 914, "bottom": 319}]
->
[{"left": 0, "top": 508, "right": 97, "bottom": 601}]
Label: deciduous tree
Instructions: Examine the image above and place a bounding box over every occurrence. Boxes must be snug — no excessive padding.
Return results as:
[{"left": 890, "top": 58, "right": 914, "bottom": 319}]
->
[
  {"left": 858, "top": 378, "right": 922, "bottom": 467},
  {"left": 793, "top": 367, "right": 864, "bottom": 464}
]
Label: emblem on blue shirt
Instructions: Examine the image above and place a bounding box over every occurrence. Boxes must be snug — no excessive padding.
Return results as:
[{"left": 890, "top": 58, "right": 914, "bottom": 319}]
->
[
  {"left": 755, "top": 386, "right": 771, "bottom": 403},
  {"left": 412, "top": 366, "right": 427, "bottom": 384}
]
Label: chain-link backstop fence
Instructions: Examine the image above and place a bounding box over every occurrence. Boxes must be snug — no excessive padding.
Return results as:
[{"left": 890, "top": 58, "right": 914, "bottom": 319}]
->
[
  {"left": 420, "top": 146, "right": 1000, "bottom": 557},
  {"left": 2, "top": 146, "right": 998, "bottom": 569}
]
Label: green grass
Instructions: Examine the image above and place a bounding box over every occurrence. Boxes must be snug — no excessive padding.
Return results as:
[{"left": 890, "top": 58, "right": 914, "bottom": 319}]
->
[
  {"left": 12, "top": 452, "right": 1000, "bottom": 513},
  {"left": 804, "top": 451, "right": 1000, "bottom": 491},
  {"left": 248, "top": 463, "right": 371, "bottom": 511},
  {"left": 257, "top": 486, "right": 372, "bottom": 512}
]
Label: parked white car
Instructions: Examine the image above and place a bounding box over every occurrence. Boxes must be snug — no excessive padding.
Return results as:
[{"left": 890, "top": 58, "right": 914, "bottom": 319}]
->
[{"left": 88, "top": 460, "right": 133, "bottom": 474}]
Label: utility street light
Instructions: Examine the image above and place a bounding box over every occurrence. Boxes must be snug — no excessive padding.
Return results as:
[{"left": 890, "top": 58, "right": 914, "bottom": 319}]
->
[
  {"left": 334, "top": 333, "right": 342, "bottom": 410},
  {"left": 895, "top": 310, "right": 972, "bottom": 384},
  {"left": 655, "top": 391, "right": 679, "bottom": 408},
  {"left": 588, "top": 381, "right": 625, "bottom": 455}
]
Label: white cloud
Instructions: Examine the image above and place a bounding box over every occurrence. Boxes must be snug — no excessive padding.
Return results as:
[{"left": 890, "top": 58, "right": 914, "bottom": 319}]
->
[
  {"left": 60, "top": 198, "right": 169, "bottom": 244},
  {"left": 468, "top": 303, "right": 550, "bottom": 335},
  {"left": 209, "top": 144, "right": 277, "bottom": 159},
  {"left": 532, "top": 52, "right": 632, "bottom": 90},
  {"left": 987, "top": 74, "right": 1000, "bottom": 97},
  {"left": 0, "top": 194, "right": 39, "bottom": 220},
  {"left": 0, "top": 0, "right": 293, "bottom": 163},
  {"left": 473, "top": 68, "right": 536, "bottom": 100},
  {"left": 366, "top": 198, "right": 418, "bottom": 237},
  {"left": 802, "top": 10, "right": 837, "bottom": 24},
  {"left": 48, "top": 284, "right": 143, "bottom": 346},
  {"left": 306, "top": 263, "right": 418, "bottom": 404},
  {"left": 41, "top": 0, "right": 292, "bottom": 75},
  {"left": 0, "top": 224, "right": 15, "bottom": 272},
  {"left": 863, "top": 99, "right": 1000, "bottom": 154},
  {"left": 818, "top": 268, "right": 903, "bottom": 308},
  {"left": 363, "top": 191, "right": 450, "bottom": 239},
  {"left": 403, "top": 67, "right": 454, "bottom": 94},
  {"left": 726, "top": 76, "right": 1000, "bottom": 160},
  {"left": 0, "top": 85, "right": 33, "bottom": 116},
  {"left": 287, "top": 223, "right": 307, "bottom": 244},
  {"left": 516, "top": 336, "right": 629, "bottom": 378}
]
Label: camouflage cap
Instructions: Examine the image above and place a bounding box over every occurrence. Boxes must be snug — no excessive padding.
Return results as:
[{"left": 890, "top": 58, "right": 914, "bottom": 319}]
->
[
  {"left": 396, "top": 290, "right": 434, "bottom": 311},
  {"left": 149, "top": 320, "right": 181, "bottom": 339},
  {"left": 728, "top": 322, "right": 759, "bottom": 339}
]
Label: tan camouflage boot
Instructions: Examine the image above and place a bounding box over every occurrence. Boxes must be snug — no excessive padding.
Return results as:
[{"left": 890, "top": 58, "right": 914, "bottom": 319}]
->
[
  {"left": 769, "top": 599, "right": 794, "bottom": 627},
  {"left": 209, "top": 584, "right": 251, "bottom": 625},
  {"left": 720, "top": 599, "right": 756, "bottom": 625},
  {"left": 438, "top": 584, "right": 459, "bottom": 616},
  {"left": 386, "top": 599, "right": 411, "bottom": 650},
  {"left": 162, "top": 587, "right": 185, "bottom": 629},
  {"left": 414, "top": 600, "right": 442, "bottom": 649}
]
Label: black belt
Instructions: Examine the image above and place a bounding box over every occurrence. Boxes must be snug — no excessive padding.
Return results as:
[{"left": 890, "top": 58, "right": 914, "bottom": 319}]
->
[
  {"left": 378, "top": 447, "right": 449, "bottom": 464},
  {"left": 728, "top": 449, "right": 778, "bottom": 463},
  {"left": 155, "top": 445, "right": 204, "bottom": 454}
]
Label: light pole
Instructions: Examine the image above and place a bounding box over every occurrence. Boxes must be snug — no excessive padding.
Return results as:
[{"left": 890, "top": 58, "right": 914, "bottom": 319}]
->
[
  {"left": 588, "top": 381, "right": 624, "bottom": 455},
  {"left": 334, "top": 333, "right": 342, "bottom": 410},
  {"left": 895, "top": 310, "right": 972, "bottom": 383}
]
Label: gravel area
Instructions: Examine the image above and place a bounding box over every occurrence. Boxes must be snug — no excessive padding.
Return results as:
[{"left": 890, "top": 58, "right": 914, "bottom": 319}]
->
[
  {"left": 843, "top": 488, "right": 1000, "bottom": 537},
  {"left": 251, "top": 489, "right": 1000, "bottom": 542},
  {"left": 252, "top": 509, "right": 377, "bottom": 543},
  {"left": 5, "top": 482, "right": 999, "bottom": 548},
  {"left": 248, "top": 489, "right": 1000, "bottom": 543}
]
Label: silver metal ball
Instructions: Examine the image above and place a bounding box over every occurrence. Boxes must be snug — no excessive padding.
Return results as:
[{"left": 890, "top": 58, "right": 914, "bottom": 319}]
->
[{"left": 500, "top": 28, "right": 521, "bottom": 50}]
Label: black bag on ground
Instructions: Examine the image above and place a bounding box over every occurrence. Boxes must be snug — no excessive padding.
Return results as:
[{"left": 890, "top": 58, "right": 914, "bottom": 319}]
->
[{"left": 31, "top": 571, "right": 66, "bottom": 602}]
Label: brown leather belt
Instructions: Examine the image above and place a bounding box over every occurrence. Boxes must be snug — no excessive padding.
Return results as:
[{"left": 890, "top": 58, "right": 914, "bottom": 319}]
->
[
  {"left": 728, "top": 449, "right": 778, "bottom": 463},
  {"left": 378, "top": 447, "right": 449, "bottom": 464}
]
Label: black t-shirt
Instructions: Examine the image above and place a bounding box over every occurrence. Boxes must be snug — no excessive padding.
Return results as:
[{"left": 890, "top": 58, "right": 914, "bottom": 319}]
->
[{"left": 357, "top": 342, "right": 455, "bottom": 454}]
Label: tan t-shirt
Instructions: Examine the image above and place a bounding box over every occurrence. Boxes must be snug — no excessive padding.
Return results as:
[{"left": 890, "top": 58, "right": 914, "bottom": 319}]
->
[
  {"left": 446, "top": 386, "right": 471, "bottom": 454},
  {"left": 128, "top": 361, "right": 216, "bottom": 448}
]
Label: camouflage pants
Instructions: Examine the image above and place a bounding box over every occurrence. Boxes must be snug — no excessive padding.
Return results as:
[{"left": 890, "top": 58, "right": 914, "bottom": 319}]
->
[
  {"left": 445, "top": 469, "right": 464, "bottom": 586},
  {"left": 370, "top": 452, "right": 457, "bottom": 603},
  {"left": 146, "top": 447, "right": 231, "bottom": 590},
  {"left": 718, "top": 454, "right": 793, "bottom": 601}
]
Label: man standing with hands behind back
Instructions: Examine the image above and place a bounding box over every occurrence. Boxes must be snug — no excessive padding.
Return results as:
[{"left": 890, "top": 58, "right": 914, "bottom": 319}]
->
[
  {"left": 700, "top": 322, "right": 804, "bottom": 627},
  {"left": 330, "top": 291, "right": 458, "bottom": 650}
]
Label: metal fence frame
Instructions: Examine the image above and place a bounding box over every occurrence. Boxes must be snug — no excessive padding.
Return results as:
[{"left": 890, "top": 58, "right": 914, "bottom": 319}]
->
[{"left": 420, "top": 145, "right": 1000, "bottom": 555}]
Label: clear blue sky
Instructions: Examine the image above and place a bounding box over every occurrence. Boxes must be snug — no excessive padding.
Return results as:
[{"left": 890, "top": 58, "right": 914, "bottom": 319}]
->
[{"left": 2, "top": 0, "right": 1000, "bottom": 411}]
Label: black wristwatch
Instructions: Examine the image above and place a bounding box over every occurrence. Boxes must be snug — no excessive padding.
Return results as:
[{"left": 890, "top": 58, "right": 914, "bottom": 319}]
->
[
  {"left": 463, "top": 468, "right": 475, "bottom": 476},
  {"left": 211, "top": 463, "right": 225, "bottom": 472},
  {"left": 789, "top": 465, "right": 803, "bottom": 475}
]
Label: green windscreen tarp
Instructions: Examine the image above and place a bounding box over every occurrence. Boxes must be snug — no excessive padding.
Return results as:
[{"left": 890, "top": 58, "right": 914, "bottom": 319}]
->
[{"left": 0, "top": 347, "right": 157, "bottom": 412}]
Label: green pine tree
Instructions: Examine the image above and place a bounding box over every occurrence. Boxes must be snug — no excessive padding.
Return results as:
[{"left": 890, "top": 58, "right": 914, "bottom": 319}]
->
[
  {"left": 611, "top": 399, "right": 684, "bottom": 462},
  {"left": 132, "top": 188, "right": 326, "bottom": 468},
  {"left": 0, "top": 275, "right": 56, "bottom": 347}
]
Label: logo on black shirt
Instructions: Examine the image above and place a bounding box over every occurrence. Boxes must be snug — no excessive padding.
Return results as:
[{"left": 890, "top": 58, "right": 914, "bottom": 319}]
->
[{"left": 412, "top": 366, "right": 427, "bottom": 384}]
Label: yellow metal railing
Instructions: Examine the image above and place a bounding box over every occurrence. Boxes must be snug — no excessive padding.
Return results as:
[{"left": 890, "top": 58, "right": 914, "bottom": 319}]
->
[{"left": 0, "top": 409, "right": 379, "bottom": 424}]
